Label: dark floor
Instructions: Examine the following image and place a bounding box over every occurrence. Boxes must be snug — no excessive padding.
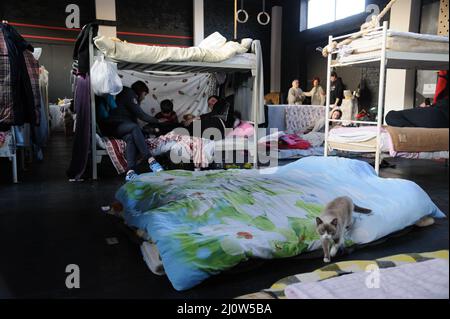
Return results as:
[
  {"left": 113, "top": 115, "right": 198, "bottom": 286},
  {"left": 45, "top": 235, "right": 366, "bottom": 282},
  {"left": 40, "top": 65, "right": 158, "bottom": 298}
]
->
[{"left": 0, "top": 134, "right": 448, "bottom": 299}]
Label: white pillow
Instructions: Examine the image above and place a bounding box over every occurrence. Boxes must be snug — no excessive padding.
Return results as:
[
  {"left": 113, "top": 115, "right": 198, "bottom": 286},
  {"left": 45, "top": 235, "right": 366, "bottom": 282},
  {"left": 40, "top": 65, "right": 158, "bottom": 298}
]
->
[
  {"left": 240, "top": 38, "right": 253, "bottom": 51},
  {"left": 198, "top": 32, "right": 227, "bottom": 50}
]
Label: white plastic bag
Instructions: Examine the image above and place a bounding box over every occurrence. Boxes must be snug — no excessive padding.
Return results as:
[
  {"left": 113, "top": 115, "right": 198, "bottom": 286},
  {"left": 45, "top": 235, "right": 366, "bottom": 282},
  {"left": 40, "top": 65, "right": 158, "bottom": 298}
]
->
[{"left": 90, "top": 56, "right": 123, "bottom": 96}]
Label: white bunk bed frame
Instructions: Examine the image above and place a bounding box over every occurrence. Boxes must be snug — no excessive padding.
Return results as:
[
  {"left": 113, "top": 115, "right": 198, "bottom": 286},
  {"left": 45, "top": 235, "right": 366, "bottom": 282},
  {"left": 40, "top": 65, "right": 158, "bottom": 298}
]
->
[
  {"left": 88, "top": 30, "right": 261, "bottom": 180},
  {"left": 324, "top": 21, "right": 449, "bottom": 175}
]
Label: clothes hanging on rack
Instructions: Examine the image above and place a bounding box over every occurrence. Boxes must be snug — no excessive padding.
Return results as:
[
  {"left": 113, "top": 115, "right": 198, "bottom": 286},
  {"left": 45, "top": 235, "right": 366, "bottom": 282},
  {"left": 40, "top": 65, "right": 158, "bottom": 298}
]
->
[
  {"left": 73, "top": 23, "right": 98, "bottom": 75},
  {"left": 0, "top": 23, "right": 40, "bottom": 126},
  {"left": 67, "top": 74, "right": 92, "bottom": 180}
]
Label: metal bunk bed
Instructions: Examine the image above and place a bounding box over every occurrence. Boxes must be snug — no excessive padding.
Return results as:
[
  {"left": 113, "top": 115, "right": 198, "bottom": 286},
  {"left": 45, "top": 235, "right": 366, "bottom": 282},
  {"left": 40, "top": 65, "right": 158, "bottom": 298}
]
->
[
  {"left": 88, "top": 30, "right": 262, "bottom": 180},
  {"left": 324, "top": 21, "right": 449, "bottom": 175}
]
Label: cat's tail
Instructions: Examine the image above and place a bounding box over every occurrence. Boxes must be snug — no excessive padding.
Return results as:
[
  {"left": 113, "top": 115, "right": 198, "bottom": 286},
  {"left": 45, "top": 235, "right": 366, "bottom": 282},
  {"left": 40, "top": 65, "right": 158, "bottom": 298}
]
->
[{"left": 354, "top": 204, "right": 372, "bottom": 214}]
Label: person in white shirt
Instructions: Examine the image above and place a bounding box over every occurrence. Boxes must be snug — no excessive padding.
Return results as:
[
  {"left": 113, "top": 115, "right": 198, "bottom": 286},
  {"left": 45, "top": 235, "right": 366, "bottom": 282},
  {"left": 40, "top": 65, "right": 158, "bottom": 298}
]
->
[{"left": 288, "top": 79, "right": 305, "bottom": 105}]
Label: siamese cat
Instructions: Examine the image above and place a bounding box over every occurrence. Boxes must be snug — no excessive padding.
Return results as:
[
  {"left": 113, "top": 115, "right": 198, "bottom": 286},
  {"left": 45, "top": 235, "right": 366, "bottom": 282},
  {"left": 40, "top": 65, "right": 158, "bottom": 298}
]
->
[{"left": 316, "top": 197, "right": 372, "bottom": 263}]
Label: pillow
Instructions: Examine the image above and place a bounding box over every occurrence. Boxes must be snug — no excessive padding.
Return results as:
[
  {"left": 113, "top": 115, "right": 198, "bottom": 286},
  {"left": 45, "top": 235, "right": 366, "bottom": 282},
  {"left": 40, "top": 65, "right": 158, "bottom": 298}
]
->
[
  {"left": 228, "top": 121, "right": 254, "bottom": 137},
  {"left": 198, "top": 32, "right": 227, "bottom": 50}
]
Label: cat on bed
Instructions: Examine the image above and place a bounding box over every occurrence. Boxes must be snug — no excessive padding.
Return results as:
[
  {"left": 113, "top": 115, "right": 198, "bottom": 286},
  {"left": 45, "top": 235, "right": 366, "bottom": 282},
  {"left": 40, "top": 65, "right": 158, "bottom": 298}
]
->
[{"left": 316, "top": 197, "right": 372, "bottom": 263}]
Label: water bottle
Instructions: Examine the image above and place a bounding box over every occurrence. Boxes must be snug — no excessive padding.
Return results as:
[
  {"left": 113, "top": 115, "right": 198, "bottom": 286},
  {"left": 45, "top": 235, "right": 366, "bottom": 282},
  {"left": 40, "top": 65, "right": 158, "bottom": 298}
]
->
[{"left": 149, "top": 157, "right": 164, "bottom": 173}]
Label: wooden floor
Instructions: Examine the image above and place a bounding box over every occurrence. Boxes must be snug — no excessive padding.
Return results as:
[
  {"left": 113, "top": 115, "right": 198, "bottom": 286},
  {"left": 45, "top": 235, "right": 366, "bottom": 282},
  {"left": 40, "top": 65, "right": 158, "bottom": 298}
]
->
[{"left": 0, "top": 134, "right": 448, "bottom": 299}]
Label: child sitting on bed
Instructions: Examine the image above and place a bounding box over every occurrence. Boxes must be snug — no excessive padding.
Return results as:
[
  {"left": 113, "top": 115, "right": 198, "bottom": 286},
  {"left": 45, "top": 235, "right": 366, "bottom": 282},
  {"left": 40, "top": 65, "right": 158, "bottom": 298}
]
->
[
  {"left": 156, "top": 100, "right": 179, "bottom": 125},
  {"left": 144, "top": 100, "right": 180, "bottom": 137}
]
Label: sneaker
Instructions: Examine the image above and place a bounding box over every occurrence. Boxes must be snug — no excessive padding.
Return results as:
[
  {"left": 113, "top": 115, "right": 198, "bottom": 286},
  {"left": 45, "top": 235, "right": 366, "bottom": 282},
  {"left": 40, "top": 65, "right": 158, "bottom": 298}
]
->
[
  {"left": 148, "top": 157, "right": 164, "bottom": 173},
  {"left": 126, "top": 170, "right": 139, "bottom": 182}
]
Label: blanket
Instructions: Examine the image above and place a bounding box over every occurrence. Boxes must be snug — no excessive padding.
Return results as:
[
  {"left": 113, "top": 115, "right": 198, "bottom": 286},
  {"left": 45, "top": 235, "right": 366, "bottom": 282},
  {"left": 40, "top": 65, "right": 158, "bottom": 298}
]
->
[
  {"left": 237, "top": 250, "right": 449, "bottom": 299},
  {"left": 104, "top": 132, "right": 212, "bottom": 174},
  {"left": 285, "top": 258, "right": 449, "bottom": 299},
  {"left": 286, "top": 105, "right": 326, "bottom": 134},
  {"left": 0, "top": 131, "right": 6, "bottom": 148},
  {"left": 116, "top": 157, "right": 445, "bottom": 291},
  {"left": 94, "top": 32, "right": 251, "bottom": 65},
  {"left": 0, "top": 131, "right": 14, "bottom": 158}
]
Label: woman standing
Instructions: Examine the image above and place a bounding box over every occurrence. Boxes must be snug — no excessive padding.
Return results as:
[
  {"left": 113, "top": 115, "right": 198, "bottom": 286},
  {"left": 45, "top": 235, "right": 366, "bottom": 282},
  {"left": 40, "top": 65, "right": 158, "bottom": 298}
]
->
[{"left": 303, "top": 77, "right": 326, "bottom": 106}]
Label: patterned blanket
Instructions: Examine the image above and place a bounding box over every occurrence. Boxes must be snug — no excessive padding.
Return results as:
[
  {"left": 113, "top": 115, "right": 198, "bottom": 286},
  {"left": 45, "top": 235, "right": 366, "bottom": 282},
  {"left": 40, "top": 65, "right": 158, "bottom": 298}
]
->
[
  {"left": 237, "top": 250, "right": 449, "bottom": 299},
  {"left": 0, "top": 131, "right": 14, "bottom": 157},
  {"left": 116, "top": 157, "right": 444, "bottom": 291},
  {"left": 104, "top": 132, "right": 211, "bottom": 174},
  {"left": 286, "top": 105, "right": 326, "bottom": 133}
]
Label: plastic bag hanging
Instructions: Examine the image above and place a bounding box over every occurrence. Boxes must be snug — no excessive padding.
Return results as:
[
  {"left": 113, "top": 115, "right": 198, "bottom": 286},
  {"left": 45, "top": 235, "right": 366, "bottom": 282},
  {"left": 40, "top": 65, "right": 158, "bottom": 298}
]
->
[{"left": 90, "top": 55, "right": 123, "bottom": 96}]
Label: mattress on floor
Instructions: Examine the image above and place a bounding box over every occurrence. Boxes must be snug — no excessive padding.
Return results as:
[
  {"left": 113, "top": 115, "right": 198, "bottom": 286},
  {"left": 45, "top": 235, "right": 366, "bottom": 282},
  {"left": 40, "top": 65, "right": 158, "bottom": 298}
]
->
[
  {"left": 237, "top": 250, "right": 449, "bottom": 300},
  {"left": 116, "top": 157, "right": 445, "bottom": 291},
  {"left": 333, "top": 31, "right": 449, "bottom": 65},
  {"left": 285, "top": 258, "right": 449, "bottom": 299}
]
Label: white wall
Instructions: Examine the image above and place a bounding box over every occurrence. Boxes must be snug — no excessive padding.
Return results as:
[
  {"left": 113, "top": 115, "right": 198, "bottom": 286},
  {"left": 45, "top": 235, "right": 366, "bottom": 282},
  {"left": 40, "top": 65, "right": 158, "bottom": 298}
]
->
[
  {"left": 384, "top": 0, "right": 421, "bottom": 118},
  {"left": 95, "top": 0, "right": 117, "bottom": 38},
  {"left": 193, "top": 0, "right": 204, "bottom": 46}
]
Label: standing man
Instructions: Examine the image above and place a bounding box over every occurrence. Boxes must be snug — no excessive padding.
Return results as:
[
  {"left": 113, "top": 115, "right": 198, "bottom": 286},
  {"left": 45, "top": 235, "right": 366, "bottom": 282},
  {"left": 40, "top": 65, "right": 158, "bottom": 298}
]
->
[
  {"left": 288, "top": 79, "right": 305, "bottom": 105},
  {"left": 330, "top": 71, "right": 345, "bottom": 108}
]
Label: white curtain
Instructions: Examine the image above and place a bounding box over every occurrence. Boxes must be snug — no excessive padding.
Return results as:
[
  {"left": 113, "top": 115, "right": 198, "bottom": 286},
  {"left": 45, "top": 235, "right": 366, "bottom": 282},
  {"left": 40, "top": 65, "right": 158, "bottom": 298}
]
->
[{"left": 118, "top": 70, "right": 217, "bottom": 122}]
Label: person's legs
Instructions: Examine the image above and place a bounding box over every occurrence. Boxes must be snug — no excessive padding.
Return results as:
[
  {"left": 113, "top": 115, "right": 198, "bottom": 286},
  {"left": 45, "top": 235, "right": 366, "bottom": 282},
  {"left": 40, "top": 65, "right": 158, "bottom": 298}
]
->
[
  {"left": 386, "top": 107, "right": 448, "bottom": 128},
  {"left": 114, "top": 122, "right": 151, "bottom": 171},
  {"left": 122, "top": 133, "right": 139, "bottom": 172},
  {"left": 385, "top": 110, "right": 415, "bottom": 127}
]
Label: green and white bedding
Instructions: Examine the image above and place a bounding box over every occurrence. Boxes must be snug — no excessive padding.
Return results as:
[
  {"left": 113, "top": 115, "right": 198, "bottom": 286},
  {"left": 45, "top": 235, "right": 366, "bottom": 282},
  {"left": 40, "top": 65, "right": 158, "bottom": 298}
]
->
[{"left": 116, "top": 157, "right": 445, "bottom": 291}]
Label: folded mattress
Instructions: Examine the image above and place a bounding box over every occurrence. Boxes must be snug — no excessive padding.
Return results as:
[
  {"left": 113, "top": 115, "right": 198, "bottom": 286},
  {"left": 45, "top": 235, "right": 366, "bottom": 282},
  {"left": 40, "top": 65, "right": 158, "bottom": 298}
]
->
[
  {"left": 328, "top": 126, "right": 449, "bottom": 159},
  {"left": 387, "top": 127, "right": 449, "bottom": 153},
  {"left": 333, "top": 31, "right": 449, "bottom": 65}
]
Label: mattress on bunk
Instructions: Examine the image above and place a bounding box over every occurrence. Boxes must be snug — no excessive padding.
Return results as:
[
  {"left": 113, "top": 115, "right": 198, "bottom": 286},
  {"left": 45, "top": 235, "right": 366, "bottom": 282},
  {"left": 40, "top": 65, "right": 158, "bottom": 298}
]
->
[
  {"left": 333, "top": 31, "right": 449, "bottom": 65},
  {"left": 328, "top": 126, "right": 449, "bottom": 159},
  {"left": 387, "top": 127, "right": 449, "bottom": 153},
  {"left": 116, "top": 157, "right": 445, "bottom": 291},
  {"left": 214, "top": 136, "right": 256, "bottom": 153},
  {"left": 94, "top": 34, "right": 255, "bottom": 66}
]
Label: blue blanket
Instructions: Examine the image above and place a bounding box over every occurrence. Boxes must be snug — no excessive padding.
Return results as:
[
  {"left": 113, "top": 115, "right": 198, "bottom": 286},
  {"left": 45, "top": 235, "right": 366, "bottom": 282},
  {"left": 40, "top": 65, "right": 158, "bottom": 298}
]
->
[{"left": 117, "top": 157, "right": 445, "bottom": 291}]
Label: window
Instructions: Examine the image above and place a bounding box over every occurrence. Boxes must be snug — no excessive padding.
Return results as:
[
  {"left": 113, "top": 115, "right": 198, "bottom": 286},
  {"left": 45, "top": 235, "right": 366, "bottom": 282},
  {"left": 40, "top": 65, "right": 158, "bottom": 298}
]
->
[{"left": 307, "top": 0, "right": 366, "bottom": 29}]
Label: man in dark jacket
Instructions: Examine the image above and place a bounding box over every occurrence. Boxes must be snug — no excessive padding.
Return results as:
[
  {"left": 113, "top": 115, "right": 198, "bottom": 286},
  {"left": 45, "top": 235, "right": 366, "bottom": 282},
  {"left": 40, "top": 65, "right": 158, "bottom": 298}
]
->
[
  {"left": 101, "top": 81, "right": 160, "bottom": 173},
  {"left": 330, "top": 71, "right": 345, "bottom": 107}
]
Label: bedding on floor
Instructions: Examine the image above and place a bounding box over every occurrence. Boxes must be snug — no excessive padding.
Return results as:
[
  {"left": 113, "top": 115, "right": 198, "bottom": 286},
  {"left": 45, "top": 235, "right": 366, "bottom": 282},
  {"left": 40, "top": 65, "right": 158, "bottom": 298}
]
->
[
  {"left": 237, "top": 250, "right": 449, "bottom": 299},
  {"left": 115, "top": 156, "right": 445, "bottom": 291},
  {"left": 284, "top": 258, "right": 449, "bottom": 299}
]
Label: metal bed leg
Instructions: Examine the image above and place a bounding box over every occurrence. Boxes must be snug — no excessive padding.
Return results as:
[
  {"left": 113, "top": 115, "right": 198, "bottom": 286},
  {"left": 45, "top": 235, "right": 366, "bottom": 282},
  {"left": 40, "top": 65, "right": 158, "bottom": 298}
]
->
[{"left": 11, "top": 154, "right": 18, "bottom": 184}]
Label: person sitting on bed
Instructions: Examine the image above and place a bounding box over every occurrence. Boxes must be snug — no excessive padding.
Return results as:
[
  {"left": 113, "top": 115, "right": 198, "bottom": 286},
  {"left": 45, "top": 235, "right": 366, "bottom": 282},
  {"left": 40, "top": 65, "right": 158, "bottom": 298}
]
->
[
  {"left": 146, "top": 99, "right": 181, "bottom": 136},
  {"left": 99, "top": 81, "right": 163, "bottom": 177},
  {"left": 304, "top": 108, "right": 343, "bottom": 134},
  {"left": 185, "top": 96, "right": 231, "bottom": 140},
  {"left": 386, "top": 97, "right": 449, "bottom": 128},
  {"left": 156, "top": 100, "right": 179, "bottom": 125}
]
